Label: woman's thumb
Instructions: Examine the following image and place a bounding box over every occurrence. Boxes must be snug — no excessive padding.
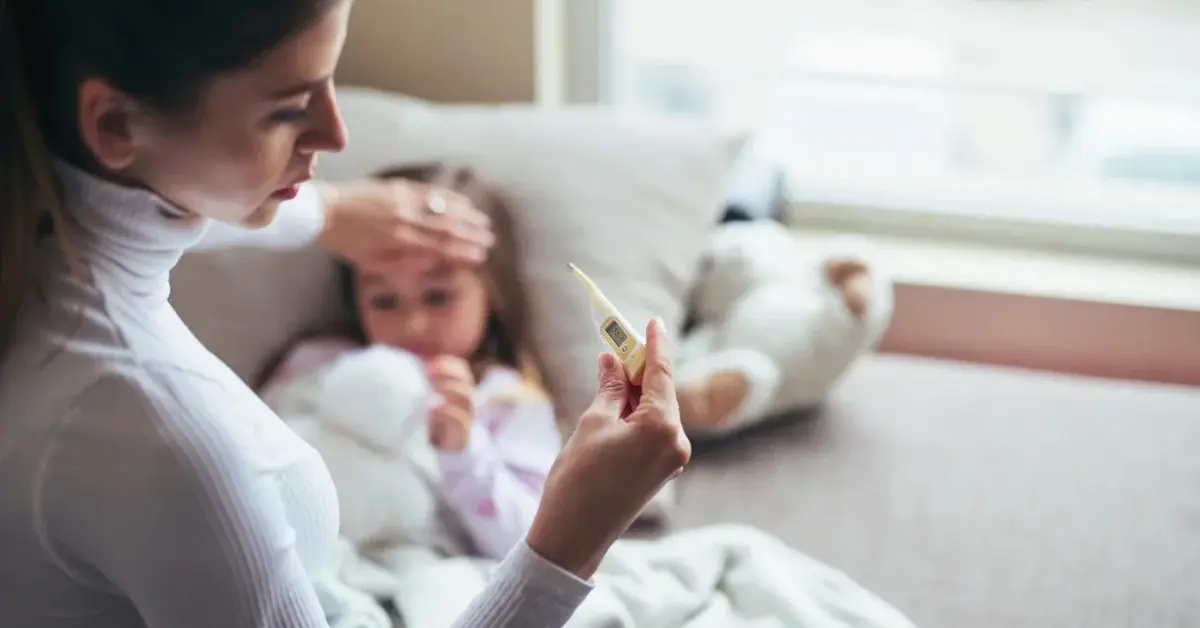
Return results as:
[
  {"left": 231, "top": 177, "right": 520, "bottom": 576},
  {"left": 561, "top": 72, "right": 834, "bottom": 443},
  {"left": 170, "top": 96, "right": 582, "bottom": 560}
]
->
[{"left": 587, "top": 352, "right": 629, "bottom": 417}]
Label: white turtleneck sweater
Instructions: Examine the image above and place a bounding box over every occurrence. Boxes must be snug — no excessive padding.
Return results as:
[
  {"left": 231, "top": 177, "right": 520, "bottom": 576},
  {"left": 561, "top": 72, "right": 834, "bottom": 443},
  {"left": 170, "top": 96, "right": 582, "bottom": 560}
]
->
[{"left": 0, "top": 163, "right": 590, "bottom": 628}]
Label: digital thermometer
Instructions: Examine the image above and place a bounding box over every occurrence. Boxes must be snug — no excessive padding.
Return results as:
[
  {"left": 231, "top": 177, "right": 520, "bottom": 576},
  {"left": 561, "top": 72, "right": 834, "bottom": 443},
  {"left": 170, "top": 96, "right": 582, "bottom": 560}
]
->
[{"left": 568, "top": 263, "right": 647, "bottom": 386}]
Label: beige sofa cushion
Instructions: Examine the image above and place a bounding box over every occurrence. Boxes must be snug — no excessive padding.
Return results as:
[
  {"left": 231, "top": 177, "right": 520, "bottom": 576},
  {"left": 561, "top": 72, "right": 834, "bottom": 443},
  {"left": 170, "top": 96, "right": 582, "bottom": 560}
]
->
[
  {"left": 172, "top": 87, "right": 745, "bottom": 421},
  {"left": 171, "top": 246, "right": 349, "bottom": 388}
]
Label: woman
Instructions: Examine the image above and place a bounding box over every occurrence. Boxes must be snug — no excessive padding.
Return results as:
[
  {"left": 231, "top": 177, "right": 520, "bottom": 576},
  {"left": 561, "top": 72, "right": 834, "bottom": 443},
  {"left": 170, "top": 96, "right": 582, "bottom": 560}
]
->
[{"left": 0, "top": 1, "right": 690, "bottom": 627}]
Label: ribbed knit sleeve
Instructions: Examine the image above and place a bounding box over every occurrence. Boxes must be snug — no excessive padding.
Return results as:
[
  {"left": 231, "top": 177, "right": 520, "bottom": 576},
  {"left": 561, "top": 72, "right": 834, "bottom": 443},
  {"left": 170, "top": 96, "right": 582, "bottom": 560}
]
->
[{"left": 452, "top": 543, "right": 593, "bottom": 627}]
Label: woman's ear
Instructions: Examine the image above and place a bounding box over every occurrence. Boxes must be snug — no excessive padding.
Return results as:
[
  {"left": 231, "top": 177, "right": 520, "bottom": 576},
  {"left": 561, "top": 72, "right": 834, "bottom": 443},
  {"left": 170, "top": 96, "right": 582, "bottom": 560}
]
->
[{"left": 76, "top": 78, "right": 142, "bottom": 172}]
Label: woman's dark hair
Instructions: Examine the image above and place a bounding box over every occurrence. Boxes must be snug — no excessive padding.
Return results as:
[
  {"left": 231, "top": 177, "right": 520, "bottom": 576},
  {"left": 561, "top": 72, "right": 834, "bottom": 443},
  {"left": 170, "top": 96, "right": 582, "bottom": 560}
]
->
[
  {"left": 0, "top": 0, "right": 341, "bottom": 352},
  {"left": 340, "top": 163, "right": 544, "bottom": 384}
]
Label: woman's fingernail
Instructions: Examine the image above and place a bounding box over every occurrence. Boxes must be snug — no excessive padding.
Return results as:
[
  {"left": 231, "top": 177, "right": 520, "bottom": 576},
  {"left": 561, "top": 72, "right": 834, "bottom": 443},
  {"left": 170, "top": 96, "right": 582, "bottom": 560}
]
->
[{"left": 599, "top": 352, "right": 615, "bottom": 371}]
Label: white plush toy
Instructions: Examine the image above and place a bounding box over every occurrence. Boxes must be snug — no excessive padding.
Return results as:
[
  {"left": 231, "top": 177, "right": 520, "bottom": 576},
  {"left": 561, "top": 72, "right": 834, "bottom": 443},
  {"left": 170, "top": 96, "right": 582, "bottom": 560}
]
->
[{"left": 675, "top": 221, "right": 894, "bottom": 437}]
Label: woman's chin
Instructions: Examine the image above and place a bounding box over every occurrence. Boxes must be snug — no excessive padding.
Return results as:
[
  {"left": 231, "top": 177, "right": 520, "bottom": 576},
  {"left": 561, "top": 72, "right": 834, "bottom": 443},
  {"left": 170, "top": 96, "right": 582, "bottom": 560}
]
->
[{"left": 240, "top": 201, "right": 280, "bottom": 230}]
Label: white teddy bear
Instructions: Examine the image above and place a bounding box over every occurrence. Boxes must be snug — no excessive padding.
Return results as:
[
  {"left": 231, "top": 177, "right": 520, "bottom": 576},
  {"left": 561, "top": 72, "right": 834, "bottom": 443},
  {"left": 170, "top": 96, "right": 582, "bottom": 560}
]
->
[{"left": 675, "top": 221, "right": 894, "bottom": 437}]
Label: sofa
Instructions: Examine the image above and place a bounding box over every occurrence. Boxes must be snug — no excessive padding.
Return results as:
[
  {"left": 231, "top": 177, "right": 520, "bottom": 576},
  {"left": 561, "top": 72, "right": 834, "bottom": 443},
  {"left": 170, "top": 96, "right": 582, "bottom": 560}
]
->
[{"left": 170, "top": 88, "right": 1200, "bottom": 628}]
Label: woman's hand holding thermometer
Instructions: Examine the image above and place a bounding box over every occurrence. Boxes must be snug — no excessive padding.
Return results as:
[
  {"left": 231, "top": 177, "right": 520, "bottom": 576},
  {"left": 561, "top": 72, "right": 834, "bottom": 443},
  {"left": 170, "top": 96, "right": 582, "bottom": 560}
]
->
[
  {"left": 525, "top": 314, "right": 690, "bottom": 579},
  {"left": 567, "top": 263, "right": 647, "bottom": 387}
]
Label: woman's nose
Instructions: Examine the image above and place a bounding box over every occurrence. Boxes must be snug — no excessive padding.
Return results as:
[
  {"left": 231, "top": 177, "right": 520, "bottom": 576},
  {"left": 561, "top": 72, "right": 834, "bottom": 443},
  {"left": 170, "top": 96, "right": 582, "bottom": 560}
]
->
[{"left": 297, "top": 85, "right": 347, "bottom": 155}]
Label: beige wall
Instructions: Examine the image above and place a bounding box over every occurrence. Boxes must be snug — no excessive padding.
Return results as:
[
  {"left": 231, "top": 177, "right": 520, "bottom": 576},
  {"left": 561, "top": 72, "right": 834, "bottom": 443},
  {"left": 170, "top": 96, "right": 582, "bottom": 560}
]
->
[{"left": 337, "top": 0, "right": 541, "bottom": 103}]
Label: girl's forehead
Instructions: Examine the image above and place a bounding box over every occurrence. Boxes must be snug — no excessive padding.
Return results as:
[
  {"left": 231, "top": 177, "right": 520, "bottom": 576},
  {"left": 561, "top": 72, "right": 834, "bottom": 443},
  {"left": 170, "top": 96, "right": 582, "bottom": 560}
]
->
[{"left": 359, "top": 263, "right": 471, "bottom": 289}]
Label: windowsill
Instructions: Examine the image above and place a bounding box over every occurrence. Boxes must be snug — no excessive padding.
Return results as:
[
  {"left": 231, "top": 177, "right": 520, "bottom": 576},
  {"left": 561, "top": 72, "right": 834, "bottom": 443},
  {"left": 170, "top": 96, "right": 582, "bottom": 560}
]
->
[
  {"left": 782, "top": 164, "right": 1200, "bottom": 266},
  {"left": 790, "top": 228, "right": 1200, "bottom": 313}
]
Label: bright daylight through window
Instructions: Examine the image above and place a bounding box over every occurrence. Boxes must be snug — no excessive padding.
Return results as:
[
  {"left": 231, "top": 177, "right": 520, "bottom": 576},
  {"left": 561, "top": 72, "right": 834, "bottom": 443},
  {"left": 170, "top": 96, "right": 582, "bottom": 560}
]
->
[{"left": 602, "top": 0, "right": 1200, "bottom": 259}]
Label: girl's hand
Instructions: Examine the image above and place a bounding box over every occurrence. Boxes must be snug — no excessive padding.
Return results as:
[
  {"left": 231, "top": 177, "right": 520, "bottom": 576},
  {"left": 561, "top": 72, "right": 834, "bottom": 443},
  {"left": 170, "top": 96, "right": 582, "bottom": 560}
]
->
[
  {"left": 313, "top": 178, "right": 495, "bottom": 272},
  {"left": 525, "top": 319, "right": 691, "bottom": 579},
  {"left": 426, "top": 355, "right": 477, "bottom": 451}
]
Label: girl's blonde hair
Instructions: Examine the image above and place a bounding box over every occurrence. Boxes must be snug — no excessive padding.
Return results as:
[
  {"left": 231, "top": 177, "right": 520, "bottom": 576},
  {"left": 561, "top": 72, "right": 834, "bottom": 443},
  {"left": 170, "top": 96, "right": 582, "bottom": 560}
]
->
[{"left": 345, "top": 163, "right": 547, "bottom": 393}]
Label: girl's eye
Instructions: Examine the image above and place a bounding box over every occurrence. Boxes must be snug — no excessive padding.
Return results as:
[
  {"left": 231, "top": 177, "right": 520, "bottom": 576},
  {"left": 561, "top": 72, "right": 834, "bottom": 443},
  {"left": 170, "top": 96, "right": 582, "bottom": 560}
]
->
[
  {"left": 370, "top": 294, "right": 398, "bottom": 311},
  {"left": 423, "top": 289, "right": 453, "bottom": 308}
]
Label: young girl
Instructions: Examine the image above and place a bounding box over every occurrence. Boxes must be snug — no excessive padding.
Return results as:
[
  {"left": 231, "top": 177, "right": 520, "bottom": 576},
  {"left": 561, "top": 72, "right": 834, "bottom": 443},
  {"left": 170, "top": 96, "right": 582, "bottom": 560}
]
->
[{"left": 261, "top": 163, "right": 560, "bottom": 562}]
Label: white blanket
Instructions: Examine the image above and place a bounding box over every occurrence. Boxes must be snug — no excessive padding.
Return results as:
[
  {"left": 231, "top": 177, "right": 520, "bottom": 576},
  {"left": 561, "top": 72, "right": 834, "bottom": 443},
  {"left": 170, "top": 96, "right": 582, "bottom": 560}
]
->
[{"left": 325, "top": 524, "right": 915, "bottom": 628}]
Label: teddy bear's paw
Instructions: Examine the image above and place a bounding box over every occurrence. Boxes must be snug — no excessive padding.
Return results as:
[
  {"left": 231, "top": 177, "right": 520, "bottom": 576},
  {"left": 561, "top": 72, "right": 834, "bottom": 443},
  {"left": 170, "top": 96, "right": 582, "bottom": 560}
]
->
[
  {"left": 823, "top": 258, "right": 874, "bottom": 320},
  {"left": 677, "top": 349, "right": 781, "bottom": 437},
  {"left": 678, "top": 370, "right": 748, "bottom": 432}
]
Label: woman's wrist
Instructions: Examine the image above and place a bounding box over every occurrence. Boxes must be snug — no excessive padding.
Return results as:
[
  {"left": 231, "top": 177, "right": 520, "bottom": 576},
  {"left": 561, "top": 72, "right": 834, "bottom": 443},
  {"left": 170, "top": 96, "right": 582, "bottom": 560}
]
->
[{"left": 524, "top": 518, "right": 606, "bottom": 581}]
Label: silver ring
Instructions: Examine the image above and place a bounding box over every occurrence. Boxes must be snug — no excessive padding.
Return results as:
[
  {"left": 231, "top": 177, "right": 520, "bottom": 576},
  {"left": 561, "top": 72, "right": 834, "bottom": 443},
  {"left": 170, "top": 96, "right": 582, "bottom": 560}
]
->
[{"left": 425, "top": 194, "right": 447, "bottom": 216}]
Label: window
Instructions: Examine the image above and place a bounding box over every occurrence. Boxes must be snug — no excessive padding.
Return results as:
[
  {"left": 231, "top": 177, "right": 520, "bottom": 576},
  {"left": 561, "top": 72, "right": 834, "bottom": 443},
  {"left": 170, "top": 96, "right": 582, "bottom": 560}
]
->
[{"left": 573, "top": 0, "right": 1200, "bottom": 261}]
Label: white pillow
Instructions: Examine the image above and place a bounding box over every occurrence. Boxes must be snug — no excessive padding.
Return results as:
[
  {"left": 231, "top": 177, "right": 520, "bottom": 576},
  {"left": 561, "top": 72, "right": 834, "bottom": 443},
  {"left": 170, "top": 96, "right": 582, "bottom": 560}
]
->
[{"left": 318, "top": 88, "right": 747, "bottom": 422}]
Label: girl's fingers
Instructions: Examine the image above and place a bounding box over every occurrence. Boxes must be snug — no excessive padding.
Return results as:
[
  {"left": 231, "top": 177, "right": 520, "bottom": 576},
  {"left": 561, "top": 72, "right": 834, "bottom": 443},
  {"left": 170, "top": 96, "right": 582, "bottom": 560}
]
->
[
  {"left": 430, "top": 404, "right": 471, "bottom": 425},
  {"left": 427, "top": 357, "right": 473, "bottom": 382},
  {"left": 436, "top": 382, "right": 473, "bottom": 410}
]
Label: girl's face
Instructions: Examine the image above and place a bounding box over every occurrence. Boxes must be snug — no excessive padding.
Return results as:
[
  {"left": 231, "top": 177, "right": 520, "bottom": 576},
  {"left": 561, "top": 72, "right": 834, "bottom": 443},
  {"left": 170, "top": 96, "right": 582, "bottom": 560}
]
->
[
  {"left": 83, "top": 2, "right": 352, "bottom": 229},
  {"left": 356, "top": 264, "right": 491, "bottom": 360}
]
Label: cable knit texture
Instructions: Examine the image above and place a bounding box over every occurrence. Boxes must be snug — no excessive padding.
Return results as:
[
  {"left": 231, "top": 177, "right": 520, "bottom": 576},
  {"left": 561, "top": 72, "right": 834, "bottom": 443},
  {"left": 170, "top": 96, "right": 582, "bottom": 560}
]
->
[{"left": 0, "top": 163, "right": 590, "bottom": 627}]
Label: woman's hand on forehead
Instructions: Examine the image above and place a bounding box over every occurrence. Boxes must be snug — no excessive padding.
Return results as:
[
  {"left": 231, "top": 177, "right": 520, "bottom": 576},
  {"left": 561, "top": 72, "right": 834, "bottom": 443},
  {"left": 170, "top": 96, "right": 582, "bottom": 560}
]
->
[{"left": 314, "top": 178, "right": 495, "bottom": 271}]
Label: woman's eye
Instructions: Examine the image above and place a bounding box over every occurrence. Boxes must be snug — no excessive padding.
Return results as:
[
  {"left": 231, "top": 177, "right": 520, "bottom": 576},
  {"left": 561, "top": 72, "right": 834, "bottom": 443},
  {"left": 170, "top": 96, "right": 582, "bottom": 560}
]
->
[
  {"left": 370, "top": 294, "right": 398, "bottom": 311},
  {"left": 423, "top": 290, "right": 453, "bottom": 308},
  {"left": 269, "top": 104, "right": 310, "bottom": 123}
]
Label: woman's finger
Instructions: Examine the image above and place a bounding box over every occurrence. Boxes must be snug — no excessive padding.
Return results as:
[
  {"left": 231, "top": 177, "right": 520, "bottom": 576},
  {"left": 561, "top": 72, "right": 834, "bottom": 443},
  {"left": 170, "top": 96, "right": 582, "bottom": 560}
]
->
[
  {"left": 412, "top": 212, "right": 495, "bottom": 251},
  {"left": 443, "top": 240, "right": 489, "bottom": 265},
  {"left": 431, "top": 188, "right": 491, "bottom": 231},
  {"left": 391, "top": 223, "right": 443, "bottom": 255},
  {"left": 638, "top": 317, "right": 677, "bottom": 410},
  {"left": 410, "top": 187, "right": 492, "bottom": 232},
  {"left": 394, "top": 219, "right": 491, "bottom": 268},
  {"left": 584, "top": 352, "right": 629, "bottom": 419}
]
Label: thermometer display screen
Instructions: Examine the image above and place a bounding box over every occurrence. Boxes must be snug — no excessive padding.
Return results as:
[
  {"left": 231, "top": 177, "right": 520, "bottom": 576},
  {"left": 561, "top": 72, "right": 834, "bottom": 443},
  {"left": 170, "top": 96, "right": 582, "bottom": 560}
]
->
[{"left": 604, "top": 320, "right": 628, "bottom": 347}]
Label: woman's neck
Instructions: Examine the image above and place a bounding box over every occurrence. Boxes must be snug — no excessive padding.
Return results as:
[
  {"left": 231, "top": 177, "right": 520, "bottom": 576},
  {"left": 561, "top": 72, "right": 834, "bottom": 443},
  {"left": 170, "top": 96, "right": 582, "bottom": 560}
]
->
[{"left": 51, "top": 159, "right": 210, "bottom": 301}]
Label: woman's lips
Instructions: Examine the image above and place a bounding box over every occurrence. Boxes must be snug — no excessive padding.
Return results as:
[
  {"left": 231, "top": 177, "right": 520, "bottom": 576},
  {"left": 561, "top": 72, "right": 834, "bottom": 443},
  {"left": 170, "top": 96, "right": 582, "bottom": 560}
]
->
[
  {"left": 271, "top": 174, "right": 312, "bottom": 201},
  {"left": 270, "top": 185, "right": 300, "bottom": 201}
]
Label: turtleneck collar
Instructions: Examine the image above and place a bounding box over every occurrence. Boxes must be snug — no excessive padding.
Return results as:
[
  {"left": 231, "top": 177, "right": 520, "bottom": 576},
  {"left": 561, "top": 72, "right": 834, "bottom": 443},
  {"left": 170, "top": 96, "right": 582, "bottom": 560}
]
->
[{"left": 52, "top": 160, "right": 211, "bottom": 301}]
